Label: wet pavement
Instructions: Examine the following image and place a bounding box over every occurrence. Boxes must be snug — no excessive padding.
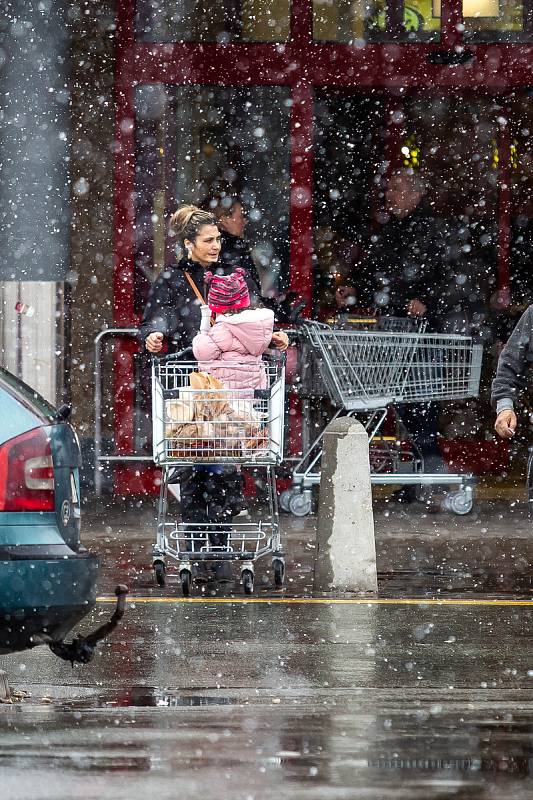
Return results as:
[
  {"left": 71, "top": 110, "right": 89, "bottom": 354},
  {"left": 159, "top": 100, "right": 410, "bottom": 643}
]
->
[{"left": 3, "top": 496, "right": 533, "bottom": 798}]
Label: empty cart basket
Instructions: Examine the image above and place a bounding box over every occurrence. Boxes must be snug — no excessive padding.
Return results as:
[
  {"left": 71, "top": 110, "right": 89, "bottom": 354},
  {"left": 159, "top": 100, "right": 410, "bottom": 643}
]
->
[{"left": 281, "top": 322, "right": 483, "bottom": 517}]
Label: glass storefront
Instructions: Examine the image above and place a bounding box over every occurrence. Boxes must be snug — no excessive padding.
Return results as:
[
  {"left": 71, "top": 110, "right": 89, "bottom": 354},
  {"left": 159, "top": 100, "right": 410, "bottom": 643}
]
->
[
  {"left": 313, "top": 92, "right": 533, "bottom": 443},
  {"left": 313, "top": 0, "right": 533, "bottom": 42},
  {"left": 111, "top": 2, "right": 533, "bottom": 489},
  {"left": 136, "top": 0, "right": 291, "bottom": 41},
  {"left": 134, "top": 84, "right": 291, "bottom": 316}
]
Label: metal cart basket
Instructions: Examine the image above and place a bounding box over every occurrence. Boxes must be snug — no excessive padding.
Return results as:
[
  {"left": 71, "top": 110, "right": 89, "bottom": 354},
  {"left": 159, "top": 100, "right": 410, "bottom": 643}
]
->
[
  {"left": 282, "top": 322, "right": 483, "bottom": 516},
  {"left": 151, "top": 353, "right": 285, "bottom": 595}
]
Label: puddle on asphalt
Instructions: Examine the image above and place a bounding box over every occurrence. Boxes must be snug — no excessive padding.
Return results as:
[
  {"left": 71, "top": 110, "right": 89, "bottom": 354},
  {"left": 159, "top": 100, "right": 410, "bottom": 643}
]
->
[{"left": 64, "top": 686, "right": 234, "bottom": 709}]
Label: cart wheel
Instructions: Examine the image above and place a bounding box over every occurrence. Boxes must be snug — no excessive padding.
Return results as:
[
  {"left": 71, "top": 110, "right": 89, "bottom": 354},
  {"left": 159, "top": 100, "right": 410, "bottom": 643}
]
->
[
  {"left": 272, "top": 559, "right": 285, "bottom": 588},
  {"left": 279, "top": 489, "right": 294, "bottom": 513},
  {"left": 153, "top": 560, "right": 166, "bottom": 587},
  {"left": 180, "top": 569, "right": 192, "bottom": 597},
  {"left": 242, "top": 569, "right": 254, "bottom": 595},
  {"left": 288, "top": 492, "right": 313, "bottom": 517},
  {"left": 446, "top": 490, "right": 473, "bottom": 516}
]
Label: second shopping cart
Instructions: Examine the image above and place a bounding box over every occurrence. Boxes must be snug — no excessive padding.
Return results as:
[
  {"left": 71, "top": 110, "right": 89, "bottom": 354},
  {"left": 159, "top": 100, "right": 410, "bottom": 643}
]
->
[{"left": 281, "top": 321, "right": 483, "bottom": 517}]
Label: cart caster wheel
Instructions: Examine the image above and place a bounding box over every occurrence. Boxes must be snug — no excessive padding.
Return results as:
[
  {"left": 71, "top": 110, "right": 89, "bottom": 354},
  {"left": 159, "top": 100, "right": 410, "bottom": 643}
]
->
[
  {"left": 242, "top": 569, "right": 254, "bottom": 595},
  {"left": 180, "top": 569, "right": 192, "bottom": 597},
  {"left": 154, "top": 561, "right": 166, "bottom": 587},
  {"left": 272, "top": 559, "right": 285, "bottom": 588},
  {"left": 279, "top": 489, "right": 295, "bottom": 513},
  {"left": 443, "top": 490, "right": 473, "bottom": 516},
  {"left": 288, "top": 492, "right": 313, "bottom": 517}
]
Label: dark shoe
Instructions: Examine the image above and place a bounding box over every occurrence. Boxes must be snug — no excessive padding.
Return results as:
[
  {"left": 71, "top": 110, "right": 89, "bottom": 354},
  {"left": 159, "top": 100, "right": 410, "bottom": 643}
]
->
[
  {"left": 193, "top": 563, "right": 209, "bottom": 584},
  {"left": 212, "top": 561, "right": 233, "bottom": 583},
  {"left": 424, "top": 501, "right": 441, "bottom": 514},
  {"left": 390, "top": 486, "right": 417, "bottom": 504}
]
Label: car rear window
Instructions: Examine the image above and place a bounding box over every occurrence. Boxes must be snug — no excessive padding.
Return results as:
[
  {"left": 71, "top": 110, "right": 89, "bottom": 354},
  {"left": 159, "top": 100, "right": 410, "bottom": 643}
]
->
[{"left": 0, "top": 370, "right": 56, "bottom": 443}]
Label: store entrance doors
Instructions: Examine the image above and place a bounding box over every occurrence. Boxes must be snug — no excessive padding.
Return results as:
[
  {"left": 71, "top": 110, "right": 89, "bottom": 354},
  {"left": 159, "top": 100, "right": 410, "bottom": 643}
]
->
[{"left": 313, "top": 90, "right": 533, "bottom": 466}]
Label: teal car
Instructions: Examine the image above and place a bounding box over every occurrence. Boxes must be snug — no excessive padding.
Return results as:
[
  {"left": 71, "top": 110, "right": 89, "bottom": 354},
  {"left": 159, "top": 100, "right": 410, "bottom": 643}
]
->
[{"left": 0, "top": 369, "right": 98, "bottom": 654}]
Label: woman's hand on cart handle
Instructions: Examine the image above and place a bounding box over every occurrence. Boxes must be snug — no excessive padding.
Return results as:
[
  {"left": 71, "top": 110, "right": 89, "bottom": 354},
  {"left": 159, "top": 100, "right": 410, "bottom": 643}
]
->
[
  {"left": 146, "top": 332, "right": 164, "bottom": 353},
  {"left": 494, "top": 409, "right": 517, "bottom": 438},
  {"left": 270, "top": 331, "right": 289, "bottom": 351}
]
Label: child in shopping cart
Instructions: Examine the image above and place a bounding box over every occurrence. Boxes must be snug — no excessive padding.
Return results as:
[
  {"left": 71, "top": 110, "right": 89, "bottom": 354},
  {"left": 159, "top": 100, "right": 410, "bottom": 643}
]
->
[{"left": 192, "top": 267, "right": 275, "bottom": 389}]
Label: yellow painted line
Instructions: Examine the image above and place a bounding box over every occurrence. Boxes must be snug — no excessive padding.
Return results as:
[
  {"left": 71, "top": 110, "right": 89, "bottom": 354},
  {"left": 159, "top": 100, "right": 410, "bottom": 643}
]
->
[{"left": 97, "top": 596, "right": 533, "bottom": 607}]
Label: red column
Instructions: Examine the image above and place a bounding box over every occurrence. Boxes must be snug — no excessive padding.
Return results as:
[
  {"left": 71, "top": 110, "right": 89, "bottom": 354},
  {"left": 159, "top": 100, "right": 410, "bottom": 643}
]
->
[
  {"left": 440, "top": 0, "right": 463, "bottom": 49},
  {"left": 113, "top": 1, "right": 137, "bottom": 479},
  {"left": 289, "top": 80, "right": 314, "bottom": 313},
  {"left": 289, "top": 0, "right": 314, "bottom": 314}
]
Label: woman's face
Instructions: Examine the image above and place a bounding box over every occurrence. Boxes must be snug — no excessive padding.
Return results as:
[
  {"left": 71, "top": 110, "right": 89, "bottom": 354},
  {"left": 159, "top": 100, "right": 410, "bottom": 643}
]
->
[
  {"left": 217, "top": 202, "right": 247, "bottom": 239},
  {"left": 185, "top": 224, "right": 221, "bottom": 267}
]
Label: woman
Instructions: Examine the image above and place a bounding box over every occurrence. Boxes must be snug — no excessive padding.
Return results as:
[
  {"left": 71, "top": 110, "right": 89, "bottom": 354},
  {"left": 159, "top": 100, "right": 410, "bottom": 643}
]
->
[{"left": 140, "top": 204, "right": 287, "bottom": 582}]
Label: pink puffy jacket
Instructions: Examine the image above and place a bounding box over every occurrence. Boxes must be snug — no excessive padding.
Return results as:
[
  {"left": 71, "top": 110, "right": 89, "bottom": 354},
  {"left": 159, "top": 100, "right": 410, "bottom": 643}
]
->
[{"left": 192, "top": 308, "right": 275, "bottom": 390}]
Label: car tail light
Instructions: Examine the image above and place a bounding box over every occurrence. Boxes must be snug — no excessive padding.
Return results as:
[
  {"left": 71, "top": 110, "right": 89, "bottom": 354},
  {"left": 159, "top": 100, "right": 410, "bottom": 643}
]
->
[{"left": 0, "top": 428, "right": 55, "bottom": 512}]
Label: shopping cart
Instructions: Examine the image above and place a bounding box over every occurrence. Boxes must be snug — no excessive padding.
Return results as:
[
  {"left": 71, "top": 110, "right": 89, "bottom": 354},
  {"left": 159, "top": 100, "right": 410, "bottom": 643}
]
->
[
  {"left": 151, "top": 352, "right": 285, "bottom": 595},
  {"left": 281, "top": 321, "right": 483, "bottom": 517}
]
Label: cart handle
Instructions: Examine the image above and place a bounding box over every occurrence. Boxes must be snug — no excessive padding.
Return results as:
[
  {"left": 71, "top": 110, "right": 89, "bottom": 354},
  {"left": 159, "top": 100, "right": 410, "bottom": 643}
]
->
[{"left": 153, "top": 347, "right": 194, "bottom": 361}]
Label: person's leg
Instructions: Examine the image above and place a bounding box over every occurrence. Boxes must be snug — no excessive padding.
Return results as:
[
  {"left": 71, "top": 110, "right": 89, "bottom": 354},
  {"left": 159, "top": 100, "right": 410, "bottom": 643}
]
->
[
  {"left": 202, "top": 467, "right": 245, "bottom": 582},
  {"left": 399, "top": 401, "right": 441, "bottom": 463},
  {"left": 180, "top": 468, "right": 210, "bottom": 581},
  {"left": 393, "top": 402, "right": 442, "bottom": 504}
]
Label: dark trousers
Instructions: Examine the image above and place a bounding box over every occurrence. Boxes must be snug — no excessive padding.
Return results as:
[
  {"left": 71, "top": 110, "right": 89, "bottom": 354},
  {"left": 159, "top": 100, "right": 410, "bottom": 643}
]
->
[
  {"left": 180, "top": 467, "right": 245, "bottom": 526},
  {"left": 397, "top": 402, "right": 440, "bottom": 460},
  {"left": 180, "top": 467, "right": 244, "bottom": 579}
]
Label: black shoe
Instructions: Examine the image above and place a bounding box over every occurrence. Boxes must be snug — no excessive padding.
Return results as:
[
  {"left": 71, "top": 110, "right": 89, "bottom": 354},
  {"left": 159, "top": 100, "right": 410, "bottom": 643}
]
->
[
  {"left": 193, "top": 563, "right": 209, "bottom": 584},
  {"left": 390, "top": 486, "right": 417, "bottom": 504},
  {"left": 212, "top": 561, "right": 233, "bottom": 583}
]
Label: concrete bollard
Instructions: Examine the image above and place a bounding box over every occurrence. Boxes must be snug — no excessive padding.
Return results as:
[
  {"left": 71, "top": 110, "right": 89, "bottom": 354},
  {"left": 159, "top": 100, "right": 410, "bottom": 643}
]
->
[
  {"left": 313, "top": 417, "right": 378, "bottom": 594},
  {"left": 0, "top": 671, "right": 9, "bottom": 701}
]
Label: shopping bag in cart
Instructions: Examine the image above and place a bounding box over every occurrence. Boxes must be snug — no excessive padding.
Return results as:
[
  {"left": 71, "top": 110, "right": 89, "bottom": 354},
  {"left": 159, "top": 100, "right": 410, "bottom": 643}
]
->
[{"left": 164, "top": 371, "right": 267, "bottom": 459}]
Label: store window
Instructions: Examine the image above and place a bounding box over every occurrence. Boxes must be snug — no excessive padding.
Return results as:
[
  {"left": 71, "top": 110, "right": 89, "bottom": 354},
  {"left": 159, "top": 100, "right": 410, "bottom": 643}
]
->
[
  {"left": 314, "top": 93, "right": 499, "bottom": 325},
  {"left": 313, "top": 0, "right": 441, "bottom": 42},
  {"left": 136, "top": 0, "right": 291, "bottom": 42},
  {"left": 133, "top": 82, "right": 291, "bottom": 316},
  {"left": 433, "top": 0, "right": 532, "bottom": 41}
]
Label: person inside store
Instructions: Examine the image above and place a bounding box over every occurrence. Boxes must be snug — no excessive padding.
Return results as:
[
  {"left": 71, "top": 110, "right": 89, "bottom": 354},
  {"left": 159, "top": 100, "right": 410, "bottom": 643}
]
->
[
  {"left": 360, "top": 168, "right": 449, "bottom": 505},
  {"left": 140, "top": 204, "right": 288, "bottom": 583},
  {"left": 199, "top": 191, "right": 303, "bottom": 323}
]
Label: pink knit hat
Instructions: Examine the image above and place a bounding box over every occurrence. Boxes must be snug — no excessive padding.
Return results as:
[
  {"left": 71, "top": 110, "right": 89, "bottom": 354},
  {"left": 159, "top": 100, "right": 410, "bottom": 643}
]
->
[{"left": 205, "top": 268, "right": 250, "bottom": 314}]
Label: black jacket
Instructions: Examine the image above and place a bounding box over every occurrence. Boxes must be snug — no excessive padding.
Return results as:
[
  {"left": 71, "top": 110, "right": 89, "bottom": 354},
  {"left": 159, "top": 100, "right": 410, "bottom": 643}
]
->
[
  {"left": 361, "top": 205, "right": 447, "bottom": 319},
  {"left": 491, "top": 305, "right": 533, "bottom": 410},
  {"left": 139, "top": 257, "right": 261, "bottom": 353},
  {"left": 219, "top": 231, "right": 262, "bottom": 295}
]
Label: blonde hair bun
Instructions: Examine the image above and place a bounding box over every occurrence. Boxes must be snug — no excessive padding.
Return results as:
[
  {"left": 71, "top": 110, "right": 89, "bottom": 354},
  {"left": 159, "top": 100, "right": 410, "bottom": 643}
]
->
[{"left": 169, "top": 204, "right": 217, "bottom": 242}]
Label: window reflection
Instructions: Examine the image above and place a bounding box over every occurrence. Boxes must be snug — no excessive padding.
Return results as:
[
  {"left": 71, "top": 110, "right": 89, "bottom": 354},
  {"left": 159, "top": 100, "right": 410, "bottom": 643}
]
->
[
  {"left": 313, "top": 0, "right": 441, "bottom": 42},
  {"left": 134, "top": 84, "right": 290, "bottom": 309},
  {"left": 136, "top": 0, "right": 290, "bottom": 42}
]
